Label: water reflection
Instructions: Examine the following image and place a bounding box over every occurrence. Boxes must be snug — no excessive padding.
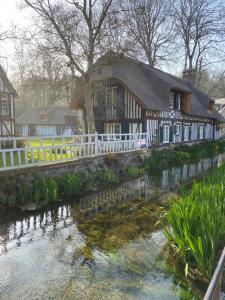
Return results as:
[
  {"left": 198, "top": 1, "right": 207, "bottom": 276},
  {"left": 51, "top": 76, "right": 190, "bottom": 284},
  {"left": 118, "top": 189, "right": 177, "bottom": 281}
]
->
[{"left": 0, "top": 154, "right": 224, "bottom": 299}]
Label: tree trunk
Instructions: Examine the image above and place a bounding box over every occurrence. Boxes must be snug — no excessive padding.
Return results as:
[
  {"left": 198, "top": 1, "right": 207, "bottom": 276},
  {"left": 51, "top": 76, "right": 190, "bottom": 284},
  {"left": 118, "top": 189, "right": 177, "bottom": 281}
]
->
[{"left": 83, "top": 79, "right": 96, "bottom": 133}]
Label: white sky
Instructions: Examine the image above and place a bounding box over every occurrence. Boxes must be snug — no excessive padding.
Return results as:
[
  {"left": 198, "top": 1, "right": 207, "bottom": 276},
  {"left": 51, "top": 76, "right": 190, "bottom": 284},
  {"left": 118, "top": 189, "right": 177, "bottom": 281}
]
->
[
  {"left": 0, "top": 0, "right": 31, "bottom": 74},
  {"left": 0, "top": 0, "right": 185, "bottom": 78}
]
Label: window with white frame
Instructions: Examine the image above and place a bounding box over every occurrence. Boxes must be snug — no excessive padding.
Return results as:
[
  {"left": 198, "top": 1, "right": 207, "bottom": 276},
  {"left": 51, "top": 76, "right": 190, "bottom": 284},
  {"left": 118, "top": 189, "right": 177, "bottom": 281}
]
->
[
  {"left": 199, "top": 126, "right": 204, "bottom": 139},
  {"left": 104, "top": 123, "right": 121, "bottom": 135},
  {"left": 175, "top": 123, "right": 180, "bottom": 135},
  {"left": 169, "top": 92, "right": 174, "bottom": 109},
  {"left": 106, "top": 87, "right": 117, "bottom": 106},
  {"left": 163, "top": 125, "right": 170, "bottom": 143},
  {"left": 184, "top": 126, "right": 189, "bottom": 141},
  {"left": 0, "top": 94, "right": 9, "bottom": 115}
]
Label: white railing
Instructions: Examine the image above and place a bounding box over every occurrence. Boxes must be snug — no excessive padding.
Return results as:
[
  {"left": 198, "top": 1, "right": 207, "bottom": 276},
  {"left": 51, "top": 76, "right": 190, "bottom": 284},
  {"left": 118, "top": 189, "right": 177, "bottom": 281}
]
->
[{"left": 0, "top": 133, "right": 151, "bottom": 171}]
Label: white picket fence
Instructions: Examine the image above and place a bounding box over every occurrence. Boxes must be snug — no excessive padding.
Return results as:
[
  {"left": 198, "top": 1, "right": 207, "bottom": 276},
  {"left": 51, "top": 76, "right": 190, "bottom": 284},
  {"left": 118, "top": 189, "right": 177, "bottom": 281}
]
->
[{"left": 0, "top": 133, "right": 151, "bottom": 171}]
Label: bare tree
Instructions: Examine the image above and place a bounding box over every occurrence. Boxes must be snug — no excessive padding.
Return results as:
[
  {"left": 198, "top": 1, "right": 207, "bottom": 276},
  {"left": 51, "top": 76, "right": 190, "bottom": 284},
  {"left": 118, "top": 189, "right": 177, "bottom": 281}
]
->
[
  {"left": 173, "top": 0, "right": 224, "bottom": 84},
  {"left": 22, "top": 0, "right": 114, "bottom": 132},
  {"left": 121, "top": 0, "right": 175, "bottom": 67}
]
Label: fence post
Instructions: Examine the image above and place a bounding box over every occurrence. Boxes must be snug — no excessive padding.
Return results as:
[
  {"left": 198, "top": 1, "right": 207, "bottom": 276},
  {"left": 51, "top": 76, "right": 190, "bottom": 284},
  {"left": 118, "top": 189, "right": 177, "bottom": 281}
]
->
[{"left": 95, "top": 132, "right": 98, "bottom": 156}]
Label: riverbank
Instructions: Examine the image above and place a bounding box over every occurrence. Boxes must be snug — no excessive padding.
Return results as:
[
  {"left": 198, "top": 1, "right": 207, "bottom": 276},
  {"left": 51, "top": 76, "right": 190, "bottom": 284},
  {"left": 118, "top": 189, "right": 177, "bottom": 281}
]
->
[{"left": 0, "top": 139, "right": 225, "bottom": 211}]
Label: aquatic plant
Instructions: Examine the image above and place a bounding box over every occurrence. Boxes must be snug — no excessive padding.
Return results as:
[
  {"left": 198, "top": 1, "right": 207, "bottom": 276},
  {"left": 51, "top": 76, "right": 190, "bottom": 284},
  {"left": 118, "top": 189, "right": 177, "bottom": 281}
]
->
[
  {"left": 104, "top": 153, "right": 119, "bottom": 165},
  {"left": 145, "top": 140, "right": 225, "bottom": 173},
  {"left": 126, "top": 166, "right": 143, "bottom": 178},
  {"left": 19, "top": 183, "right": 32, "bottom": 204},
  {"left": 60, "top": 173, "right": 83, "bottom": 197},
  {"left": 163, "top": 163, "right": 225, "bottom": 279},
  {"left": 99, "top": 169, "right": 119, "bottom": 185},
  {"left": 35, "top": 176, "right": 58, "bottom": 204}
]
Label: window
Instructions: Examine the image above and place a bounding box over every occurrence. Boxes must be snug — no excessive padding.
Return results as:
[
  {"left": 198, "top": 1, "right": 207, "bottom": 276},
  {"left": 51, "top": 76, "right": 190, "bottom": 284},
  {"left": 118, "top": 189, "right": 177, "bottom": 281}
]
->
[
  {"left": 104, "top": 123, "right": 121, "bottom": 137},
  {"left": 169, "top": 92, "right": 174, "bottom": 109},
  {"left": 106, "top": 87, "right": 117, "bottom": 106},
  {"left": 184, "top": 126, "right": 189, "bottom": 141},
  {"left": 0, "top": 95, "right": 9, "bottom": 115},
  {"left": 175, "top": 93, "right": 181, "bottom": 110},
  {"left": 175, "top": 124, "right": 180, "bottom": 135},
  {"left": 199, "top": 126, "right": 204, "bottom": 139},
  {"left": 163, "top": 125, "right": 170, "bottom": 143}
]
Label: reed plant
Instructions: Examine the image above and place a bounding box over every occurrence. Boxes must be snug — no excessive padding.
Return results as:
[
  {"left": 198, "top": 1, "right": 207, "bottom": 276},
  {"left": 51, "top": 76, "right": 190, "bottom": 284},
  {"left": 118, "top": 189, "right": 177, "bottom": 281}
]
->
[
  {"left": 126, "top": 166, "right": 143, "bottom": 178},
  {"left": 60, "top": 173, "right": 84, "bottom": 197},
  {"left": 99, "top": 169, "right": 119, "bottom": 185},
  {"left": 163, "top": 163, "right": 225, "bottom": 279}
]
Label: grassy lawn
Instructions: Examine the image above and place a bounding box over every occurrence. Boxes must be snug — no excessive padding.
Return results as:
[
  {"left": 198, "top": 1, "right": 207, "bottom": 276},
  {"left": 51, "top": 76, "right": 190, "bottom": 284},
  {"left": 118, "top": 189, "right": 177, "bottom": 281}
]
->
[{"left": 0, "top": 138, "right": 94, "bottom": 168}]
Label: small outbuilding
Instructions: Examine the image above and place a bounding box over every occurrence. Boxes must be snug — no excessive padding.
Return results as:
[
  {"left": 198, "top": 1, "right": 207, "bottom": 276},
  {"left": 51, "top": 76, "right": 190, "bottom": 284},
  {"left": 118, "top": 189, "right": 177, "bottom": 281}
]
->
[{"left": 16, "top": 106, "right": 84, "bottom": 137}]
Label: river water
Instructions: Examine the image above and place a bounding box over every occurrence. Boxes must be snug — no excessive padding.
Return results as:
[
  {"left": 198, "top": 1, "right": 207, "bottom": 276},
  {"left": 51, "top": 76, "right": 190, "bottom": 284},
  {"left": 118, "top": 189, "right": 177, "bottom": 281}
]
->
[{"left": 0, "top": 155, "right": 225, "bottom": 300}]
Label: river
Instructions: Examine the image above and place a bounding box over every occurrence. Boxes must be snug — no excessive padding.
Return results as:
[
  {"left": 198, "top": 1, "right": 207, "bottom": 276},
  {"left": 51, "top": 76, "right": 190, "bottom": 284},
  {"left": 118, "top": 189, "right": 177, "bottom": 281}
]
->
[{"left": 0, "top": 154, "right": 225, "bottom": 299}]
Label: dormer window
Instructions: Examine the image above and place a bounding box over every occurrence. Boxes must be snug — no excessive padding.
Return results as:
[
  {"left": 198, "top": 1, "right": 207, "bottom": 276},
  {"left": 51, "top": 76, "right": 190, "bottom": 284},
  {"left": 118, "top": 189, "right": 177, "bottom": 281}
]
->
[
  {"left": 170, "top": 91, "right": 182, "bottom": 110},
  {"left": 169, "top": 92, "right": 174, "bottom": 109}
]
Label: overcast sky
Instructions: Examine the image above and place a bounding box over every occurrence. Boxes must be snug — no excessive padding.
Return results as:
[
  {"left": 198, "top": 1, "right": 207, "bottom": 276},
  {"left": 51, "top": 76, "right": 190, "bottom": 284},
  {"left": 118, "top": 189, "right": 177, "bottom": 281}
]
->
[{"left": 0, "top": 0, "right": 31, "bottom": 73}]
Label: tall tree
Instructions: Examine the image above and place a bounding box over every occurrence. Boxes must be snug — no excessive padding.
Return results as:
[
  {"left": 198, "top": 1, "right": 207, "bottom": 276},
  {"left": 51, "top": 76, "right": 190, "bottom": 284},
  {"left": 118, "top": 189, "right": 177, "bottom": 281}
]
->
[
  {"left": 173, "top": 0, "right": 224, "bottom": 84},
  {"left": 23, "top": 0, "right": 114, "bottom": 132},
  {"left": 122, "top": 0, "right": 175, "bottom": 67}
]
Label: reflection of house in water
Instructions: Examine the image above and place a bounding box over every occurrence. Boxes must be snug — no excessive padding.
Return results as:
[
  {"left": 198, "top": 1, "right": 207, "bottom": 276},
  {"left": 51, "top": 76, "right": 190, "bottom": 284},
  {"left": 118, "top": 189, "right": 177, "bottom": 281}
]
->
[{"left": 0, "top": 154, "right": 223, "bottom": 254}]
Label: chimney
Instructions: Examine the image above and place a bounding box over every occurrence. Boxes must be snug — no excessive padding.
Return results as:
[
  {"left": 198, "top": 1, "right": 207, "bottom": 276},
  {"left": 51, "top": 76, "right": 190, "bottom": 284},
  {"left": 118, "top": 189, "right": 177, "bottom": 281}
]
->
[{"left": 182, "top": 69, "right": 197, "bottom": 85}]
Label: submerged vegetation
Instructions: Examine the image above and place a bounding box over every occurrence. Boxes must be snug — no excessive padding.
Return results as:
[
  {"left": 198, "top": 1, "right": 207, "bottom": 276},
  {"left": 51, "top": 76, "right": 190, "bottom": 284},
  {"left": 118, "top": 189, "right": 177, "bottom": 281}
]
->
[{"left": 163, "top": 162, "right": 225, "bottom": 279}]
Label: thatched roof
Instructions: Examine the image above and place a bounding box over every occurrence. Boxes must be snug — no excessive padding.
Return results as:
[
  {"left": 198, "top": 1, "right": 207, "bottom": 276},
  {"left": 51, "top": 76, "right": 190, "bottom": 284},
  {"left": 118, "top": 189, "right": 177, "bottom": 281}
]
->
[
  {"left": 0, "top": 65, "right": 18, "bottom": 97},
  {"left": 16, "top": 107, "right": 82, "bottom": 125},
  {"left": 91, "top": 53, "right": 224, "bottom": 122}
]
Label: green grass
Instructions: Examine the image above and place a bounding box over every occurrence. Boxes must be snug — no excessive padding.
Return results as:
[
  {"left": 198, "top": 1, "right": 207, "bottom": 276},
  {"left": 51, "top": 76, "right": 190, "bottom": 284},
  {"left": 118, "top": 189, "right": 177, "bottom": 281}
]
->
[
  {"left": 163, "top": 163, "right": 225, "bottom": 279},
  {"left": 0, "top": 138, "right": 90, "bottom": 168}
]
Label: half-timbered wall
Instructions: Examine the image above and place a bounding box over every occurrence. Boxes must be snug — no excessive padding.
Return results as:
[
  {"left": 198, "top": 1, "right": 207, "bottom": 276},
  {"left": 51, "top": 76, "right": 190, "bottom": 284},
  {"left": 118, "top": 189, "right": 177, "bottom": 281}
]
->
[
  {"left": 0, "top": 74, "right": 15, "bottom": 136},
  {"left": 125, "top": 89, "right": 142, "bottom": 119}
]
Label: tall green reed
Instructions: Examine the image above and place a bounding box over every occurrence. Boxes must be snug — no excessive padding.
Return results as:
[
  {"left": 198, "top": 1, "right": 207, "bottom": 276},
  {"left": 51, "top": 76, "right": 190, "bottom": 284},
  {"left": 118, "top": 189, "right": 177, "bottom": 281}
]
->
[{"left": 163, "top": 163, "right": 225, "bottom": 279}]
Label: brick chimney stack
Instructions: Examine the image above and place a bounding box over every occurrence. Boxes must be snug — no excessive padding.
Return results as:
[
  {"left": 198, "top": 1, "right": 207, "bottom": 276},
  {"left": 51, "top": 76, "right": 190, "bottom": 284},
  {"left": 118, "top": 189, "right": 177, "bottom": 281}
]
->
[{"left": 182, "top": 69, "right": 197, "bottom": 85}]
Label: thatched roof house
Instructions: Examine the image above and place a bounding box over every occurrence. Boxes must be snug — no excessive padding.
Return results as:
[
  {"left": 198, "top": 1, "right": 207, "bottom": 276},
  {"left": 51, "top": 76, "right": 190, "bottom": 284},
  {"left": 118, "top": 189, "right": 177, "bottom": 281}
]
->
[{"left": 71, "top": 52, "right": 224, "bottom": 143}]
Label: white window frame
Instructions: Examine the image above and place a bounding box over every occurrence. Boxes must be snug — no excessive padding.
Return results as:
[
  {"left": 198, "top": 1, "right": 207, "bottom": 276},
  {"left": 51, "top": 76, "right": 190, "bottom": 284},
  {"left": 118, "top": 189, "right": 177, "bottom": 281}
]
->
[
  {"left": 104, "top": 123, "right": 121, "bottom": 139},
  {"left": 169, "top": 92, "right": 174, "bottom": 109},
  {"left": 199, "top": 126, "right": 204, "bottom": 139},
  {"left": 163, "top": 125, "right": 170, "bottom": 143},
  {"left": 177, "top": 94, "right": 181, "bottom": 110},
  {"left": 184, "top": 126, "right": 189, "bottom": 141},
  {"left": 175, "top": 123, "right": 180, "bottom": 136}
]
